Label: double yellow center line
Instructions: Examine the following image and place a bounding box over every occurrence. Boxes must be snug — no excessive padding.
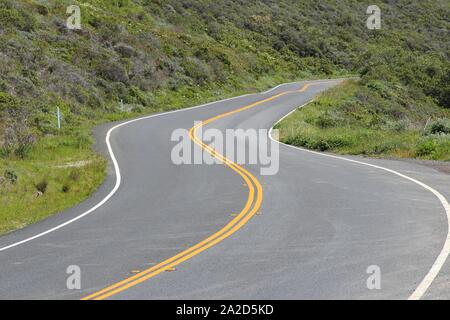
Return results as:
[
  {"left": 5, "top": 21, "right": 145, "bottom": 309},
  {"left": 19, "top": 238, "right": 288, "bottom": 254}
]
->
[{"left": 82, "top": 84, "right": 310, "bottom": 300}]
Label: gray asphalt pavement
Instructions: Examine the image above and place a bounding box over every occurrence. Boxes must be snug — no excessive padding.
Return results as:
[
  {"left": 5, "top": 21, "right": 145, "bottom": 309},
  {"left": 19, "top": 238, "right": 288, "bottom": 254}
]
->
[{"left": 0, "top": 79, "right": 448, "bottom": 300}]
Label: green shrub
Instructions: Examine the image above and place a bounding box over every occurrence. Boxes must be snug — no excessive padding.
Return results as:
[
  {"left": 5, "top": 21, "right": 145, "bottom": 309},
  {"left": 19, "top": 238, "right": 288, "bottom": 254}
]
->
[
  {"left": 4, "top": 169, "right": 18, "bottom": 184},
  {"left": 35, "top": 179, "right": 48, "bottom": 194},
  {"left": 182, "top": 57, "right": 212, "bottom": 85},
  {"left": 385, "top": 119, "right": 412, "bottom": 132},
  {"left": 425, "top": 119, "right": 450, "bottom": 135},
  {"left": 310, "top": 139, "right": 330, "bottom": 152},
  {"left": 74, "top": 132, "right": 92, "bottom": 149},
  {"left": 0, "top": 93, "right": 36, "bottom": 159},
  {"left": 284, "top": 135, "right": 310, "bottom": 148},
  {"left": 325, "top": 135, "right": 353, "bottom": 149},
  {"left": 371, "top": 142, "right": 396, "bottom": 155},
  {"left": 415, "top": 138, "right": 437, "bottom": 156},
  {"left": 315, "top": 113, "right": 336, "bottom": 128},
  {"left": 0, "top": 7, "right": 36, "bottom": 31},
  {"left": 69, "top": 169, "right": 80, "bottom": 181},
  {"left": 62, "top": 184, "right": 70, "bottom": 193}
]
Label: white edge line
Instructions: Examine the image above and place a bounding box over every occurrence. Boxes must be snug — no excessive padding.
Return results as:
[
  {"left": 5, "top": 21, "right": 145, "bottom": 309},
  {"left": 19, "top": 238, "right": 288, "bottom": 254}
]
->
[
  {"left": 260, "top": 81, "right": 302, "bottom": 94},
  {"left": 268, "top": 99, "right": 450, "bottom": 300},
  {"left": 0, "top": 92, "right": 259, "bottom": 252}
]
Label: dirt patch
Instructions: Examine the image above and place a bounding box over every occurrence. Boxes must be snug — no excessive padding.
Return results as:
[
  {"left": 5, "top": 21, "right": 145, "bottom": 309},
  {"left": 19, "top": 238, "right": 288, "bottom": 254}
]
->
[
  {"left": 54, "top": 160, "right": 93, "bottom": 169},
  {"left": 402, "top": 159, "right": 450, "bottom": 175}
]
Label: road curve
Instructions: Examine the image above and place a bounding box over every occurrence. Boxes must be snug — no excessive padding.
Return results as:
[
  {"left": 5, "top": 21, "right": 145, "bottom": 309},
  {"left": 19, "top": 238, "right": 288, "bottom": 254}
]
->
[{"left": 0, "top": 79, "right": 449, "bottom": 300}]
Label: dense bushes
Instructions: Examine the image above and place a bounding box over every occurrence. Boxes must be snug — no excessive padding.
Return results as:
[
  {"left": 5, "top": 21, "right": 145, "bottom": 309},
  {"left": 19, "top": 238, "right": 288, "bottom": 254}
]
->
[
  {"left": 35, "top": 179, "right": 48, "bottom": 194},
  {"left": 425, "top": 119, "right": 450, "bottom": 136},
  {"left": 0, "top": 93, "right": 35, "bottom": 158}
]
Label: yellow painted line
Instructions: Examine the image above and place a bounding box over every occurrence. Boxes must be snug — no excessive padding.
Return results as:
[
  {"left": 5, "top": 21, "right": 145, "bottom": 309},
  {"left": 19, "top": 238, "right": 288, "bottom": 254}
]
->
[{"left": 82, "top": 83, "right": 312, "bottom": 300}]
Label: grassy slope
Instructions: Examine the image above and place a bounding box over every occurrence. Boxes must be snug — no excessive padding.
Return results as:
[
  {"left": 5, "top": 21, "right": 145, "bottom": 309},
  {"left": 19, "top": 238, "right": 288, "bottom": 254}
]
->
[
  {"left": 0, "top": 0, "right": 449, "bottom": 234},
  {"left": 0, "top": 142, "right": 105, "bottom": 234},
  {"left": 277, "top": 80, "right": 450, "bottom": 160},
  {"left": 271, "top": 0, "right": 450, "bottom": 159}
]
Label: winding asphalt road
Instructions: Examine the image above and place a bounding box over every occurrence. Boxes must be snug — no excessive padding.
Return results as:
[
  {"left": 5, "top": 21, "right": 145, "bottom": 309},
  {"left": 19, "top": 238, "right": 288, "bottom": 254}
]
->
[{"left": 0, "top": 79, "right": 449, "bottom": 300}]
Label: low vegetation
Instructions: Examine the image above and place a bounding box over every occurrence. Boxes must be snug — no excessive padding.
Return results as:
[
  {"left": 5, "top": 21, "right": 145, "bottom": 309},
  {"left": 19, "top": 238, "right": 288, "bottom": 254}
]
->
[
  {"left": 277, "top": 80, "right": 450, "bottom": 160},
  {"left": 0, "top": 138, "right": 106, "bottom": 234}
]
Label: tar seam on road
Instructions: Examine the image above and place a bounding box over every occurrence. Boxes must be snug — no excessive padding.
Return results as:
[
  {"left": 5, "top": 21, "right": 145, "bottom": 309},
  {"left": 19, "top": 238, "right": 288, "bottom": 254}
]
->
[{"left": 268, "top": 101, "right": 450, "bottom": 300}]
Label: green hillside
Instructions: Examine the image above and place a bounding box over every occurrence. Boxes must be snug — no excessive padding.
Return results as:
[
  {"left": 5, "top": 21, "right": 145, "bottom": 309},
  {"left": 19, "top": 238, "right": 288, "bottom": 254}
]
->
[{"left": 0, "top": 0, "right": 449, "bottom": 234}]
